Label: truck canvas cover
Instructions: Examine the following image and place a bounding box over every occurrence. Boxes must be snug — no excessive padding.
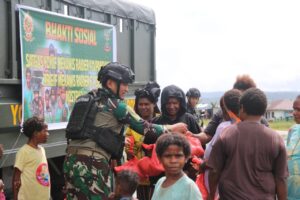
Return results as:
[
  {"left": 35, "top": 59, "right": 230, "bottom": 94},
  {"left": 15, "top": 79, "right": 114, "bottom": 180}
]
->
[{"left": 64, "top": 0, "right": 156, "bottom": 25}]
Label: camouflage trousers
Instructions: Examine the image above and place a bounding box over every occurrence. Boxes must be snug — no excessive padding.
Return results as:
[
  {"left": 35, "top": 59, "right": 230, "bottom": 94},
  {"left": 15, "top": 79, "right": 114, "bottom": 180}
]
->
[{"left": 63, "top": 153, "right": 112, "bottom": 200}]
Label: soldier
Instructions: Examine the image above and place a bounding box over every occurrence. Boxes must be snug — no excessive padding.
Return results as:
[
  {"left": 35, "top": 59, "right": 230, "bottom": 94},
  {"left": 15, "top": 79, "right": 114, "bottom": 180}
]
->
[
  {"left": 63, "top": 62, "right": 187, "bottom": 200},
  {"left": 186, "top": 88, "right": 202, "bottom": 126}
]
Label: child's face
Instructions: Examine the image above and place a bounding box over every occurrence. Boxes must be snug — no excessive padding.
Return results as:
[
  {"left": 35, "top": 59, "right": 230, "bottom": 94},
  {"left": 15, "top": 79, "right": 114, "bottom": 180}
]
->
[
  {"left": 293, "top": 98, "right": 300, "bottom": 124},
  {"left": 35, "top": 127, "right": 49, "bottom": 144},
  {"left": 159, "top": 145, "right": 187, "bottom": 176}
]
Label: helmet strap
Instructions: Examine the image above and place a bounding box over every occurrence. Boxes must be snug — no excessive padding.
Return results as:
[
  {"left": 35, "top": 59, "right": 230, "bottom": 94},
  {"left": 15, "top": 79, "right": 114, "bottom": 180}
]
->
[
  {"left": 105, "top": 79, "right": 121, "bottom": 99},
  {"left": 116, "top": 81, "right": 121, "bottom": 99}
]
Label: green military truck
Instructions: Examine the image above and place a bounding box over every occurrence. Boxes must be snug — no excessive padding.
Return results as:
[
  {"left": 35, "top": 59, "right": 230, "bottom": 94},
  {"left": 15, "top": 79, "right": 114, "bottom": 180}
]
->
[{"left": 0, "top": 0, "right": 156, "bottom": 198}]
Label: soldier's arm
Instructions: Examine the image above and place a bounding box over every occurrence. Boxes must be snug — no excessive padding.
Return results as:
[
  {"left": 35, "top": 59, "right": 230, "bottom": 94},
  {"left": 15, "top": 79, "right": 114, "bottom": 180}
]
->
[{"left": 111, "top": 100, "right": 187, "bottom": 135}]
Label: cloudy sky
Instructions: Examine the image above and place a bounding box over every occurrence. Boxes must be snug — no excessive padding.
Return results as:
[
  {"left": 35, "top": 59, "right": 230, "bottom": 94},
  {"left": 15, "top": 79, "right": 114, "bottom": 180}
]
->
[{"left": 131, "top": 0, "right": 300, "bottom": 92}]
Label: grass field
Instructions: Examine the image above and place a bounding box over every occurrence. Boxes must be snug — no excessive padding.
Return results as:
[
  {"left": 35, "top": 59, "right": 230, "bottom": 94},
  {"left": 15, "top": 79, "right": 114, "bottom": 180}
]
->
[
  {"left": 202, "top": 118, "right": 295, "bottom": 131},
  {"left": 269, "top": 120, "right": 295, "bottom": 131}
]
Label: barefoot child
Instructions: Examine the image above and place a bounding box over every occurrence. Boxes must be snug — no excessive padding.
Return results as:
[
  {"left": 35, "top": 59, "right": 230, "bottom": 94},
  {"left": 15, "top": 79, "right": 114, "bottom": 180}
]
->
[
  {"left": 12, "top": 117, "right": 50, "bottom": 200},
  {"left": 151, "top": 133, "right": 202, "bottom": 200}
]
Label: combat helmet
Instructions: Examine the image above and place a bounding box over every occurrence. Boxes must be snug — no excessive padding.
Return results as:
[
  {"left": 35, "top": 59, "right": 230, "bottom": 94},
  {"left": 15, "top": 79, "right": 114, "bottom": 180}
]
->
[
  {"left": 186, "top": 88, "right": 201, "bottom": 98},
  {"left": 98, "top": 62, "right": 135, "bottom": 85}
]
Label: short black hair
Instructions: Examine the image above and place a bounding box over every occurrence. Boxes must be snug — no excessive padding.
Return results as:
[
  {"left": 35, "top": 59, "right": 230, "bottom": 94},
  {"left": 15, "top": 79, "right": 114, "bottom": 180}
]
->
[
  {"left": 116, "top": 170, "right": 139, "bottom": 196},
  {"left": 233, "top": 74, "right": 256, "bottom": 91},
  {"left": 223, "top": 89, "right": 242, "bottom": 115},
  {"left": 240, "top": 88, "right": 267, "bottom": 116},
  {"left": 22, "top": 117, "right": 48, "bottom": 139},
  {"left": 156, "top": 133, "right": 191, "bottom": 158}
]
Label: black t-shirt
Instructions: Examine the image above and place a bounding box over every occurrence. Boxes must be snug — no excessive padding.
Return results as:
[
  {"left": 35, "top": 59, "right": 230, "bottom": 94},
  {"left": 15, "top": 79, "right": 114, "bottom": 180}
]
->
[{"left": 204, "top": 109, "right": 224, "bottom": 137}]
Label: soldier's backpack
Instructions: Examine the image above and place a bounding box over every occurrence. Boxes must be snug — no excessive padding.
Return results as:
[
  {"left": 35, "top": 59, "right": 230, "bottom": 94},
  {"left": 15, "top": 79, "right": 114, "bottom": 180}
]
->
[
  {"left": 66, "top": 92, "right": 98, "bottom": 140},
  {"left": 66, "top": 91, "right": 125, "bottom": 159}
]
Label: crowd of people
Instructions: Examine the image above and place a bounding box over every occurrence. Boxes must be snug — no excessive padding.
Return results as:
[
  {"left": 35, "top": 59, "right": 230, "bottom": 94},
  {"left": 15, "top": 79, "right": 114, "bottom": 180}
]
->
[{"left": 1, "top": 62, "right": 300, "bottom": 200}]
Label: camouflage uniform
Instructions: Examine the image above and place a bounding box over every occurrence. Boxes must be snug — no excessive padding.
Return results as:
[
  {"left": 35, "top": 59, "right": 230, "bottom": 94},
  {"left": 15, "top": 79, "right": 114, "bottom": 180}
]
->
[{"left": 64, "top": 153, "right": 111, "bottom": 200}]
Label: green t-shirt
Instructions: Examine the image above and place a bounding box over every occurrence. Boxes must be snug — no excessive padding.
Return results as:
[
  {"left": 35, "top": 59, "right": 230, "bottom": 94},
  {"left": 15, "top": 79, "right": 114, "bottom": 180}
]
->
[{"left": 152, "top": 174, "right": 202, "bottom": 200}]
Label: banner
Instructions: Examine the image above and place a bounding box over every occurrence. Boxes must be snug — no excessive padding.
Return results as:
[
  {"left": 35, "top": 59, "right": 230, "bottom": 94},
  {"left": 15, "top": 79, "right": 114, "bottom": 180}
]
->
[{"left": 19, "top": 5, "right": 116, "bottom": 129}]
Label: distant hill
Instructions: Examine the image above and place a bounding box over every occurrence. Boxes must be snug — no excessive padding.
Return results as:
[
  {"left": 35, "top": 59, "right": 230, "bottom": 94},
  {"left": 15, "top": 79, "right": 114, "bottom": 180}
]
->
[
  {"left": 264, "top": 91, "right": 299, "bottom": 102},
  {"left": 201, "top": 91, "right": 300, "bottom": 105},
  {"left": 201, "top": 92, "right": 223, "bottom": 104}
]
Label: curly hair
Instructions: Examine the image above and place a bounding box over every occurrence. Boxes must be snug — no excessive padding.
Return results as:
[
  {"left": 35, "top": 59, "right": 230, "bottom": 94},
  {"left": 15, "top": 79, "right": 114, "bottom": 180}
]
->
[
  {"left": 156, "top": 133, "right": 191, "bottom": 158},
  {"left": 233, "top": 74, "right": 256, "bottom": 91},
  {"left": 240, "top": 88, "right": 267, "bottom": 116},
  {"left": 22, "top": 117, "right": 47, "bottom": 139}
]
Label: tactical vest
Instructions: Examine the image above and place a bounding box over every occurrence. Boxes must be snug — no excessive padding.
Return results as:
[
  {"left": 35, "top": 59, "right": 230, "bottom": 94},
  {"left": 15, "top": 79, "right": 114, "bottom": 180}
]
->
[{"left": 66, "top": 90, "right": 125, "bottom": 159}]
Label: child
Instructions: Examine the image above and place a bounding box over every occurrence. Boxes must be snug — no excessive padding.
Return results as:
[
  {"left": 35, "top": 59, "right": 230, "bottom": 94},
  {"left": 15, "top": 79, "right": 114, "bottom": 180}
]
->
[
  {"left": 109, "top": 170, "right": 139, "bottom": 200},
  {"left": 189, "top": 89, "right": 241, "bottom": 200},
  {"left": 286, "top": 95, "right": 300, "bottom": 199},
  {"left": 0, "top": 179, "right": 5, "bottom": 200},
  {"left": 203, "top": 89, "right": 241, "bottom": 193},
  {"left": 12, "top": 117, "right": 50, "bottom": 200},
  {"left": 151, "top": 133, "right": 202, "bottom": 200},
  {"left": 207, "top": 88, "right": 288, "bottom": 200}
]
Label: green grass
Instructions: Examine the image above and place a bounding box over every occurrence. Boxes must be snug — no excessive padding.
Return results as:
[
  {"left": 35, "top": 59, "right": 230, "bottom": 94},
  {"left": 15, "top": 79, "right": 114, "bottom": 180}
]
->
[
  {"left": 269, "top": 120, "right": 295, "bottom": 131},
  {"left": 202, "top": 118, "right": 294, "bottom": 131}
]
